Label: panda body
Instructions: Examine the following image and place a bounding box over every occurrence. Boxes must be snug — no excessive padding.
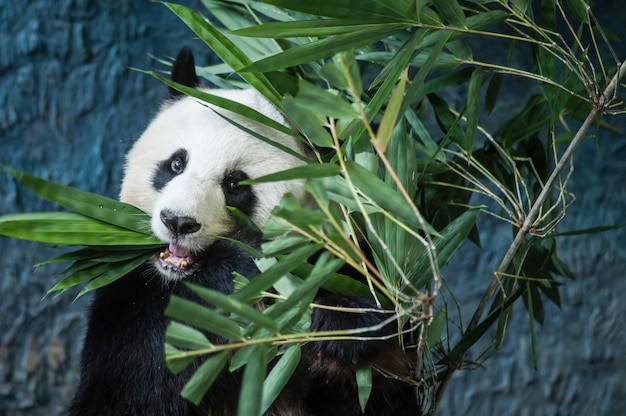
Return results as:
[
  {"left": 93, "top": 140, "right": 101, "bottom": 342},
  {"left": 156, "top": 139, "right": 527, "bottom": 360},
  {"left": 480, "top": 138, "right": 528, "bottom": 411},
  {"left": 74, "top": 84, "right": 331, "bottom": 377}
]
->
[{"left": 69, "top": 47, "right": 420, "bottom": 416}]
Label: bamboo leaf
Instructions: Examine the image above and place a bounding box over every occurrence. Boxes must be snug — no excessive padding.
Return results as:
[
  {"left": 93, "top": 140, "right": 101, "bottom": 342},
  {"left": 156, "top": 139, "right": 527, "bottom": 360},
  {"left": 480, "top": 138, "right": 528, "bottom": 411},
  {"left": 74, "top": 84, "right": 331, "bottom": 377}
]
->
[
  {"left": 433, "top": 0, "right": 466, "bottom": 27},
  {"left": 344, "top": 161, "right": 439, "bottom": 235},
  {"left": 261, "top": 345, "right": 301, "bottom": 413},
  {"left": 403, "top": 209, "right": 479, "bottom": 290},
  {"left": 0, "top": 212, "right": 158, "bottom": 246},
  {"left": 181, "top": 351, "right": 229, "bottom": 405},
  {"left": 165, "top": 321, "right": 213, "bottom": 351},
  {"left": 427, "top": 307, "right": 446, "bottom": 346},
  {"left": 186, "top": 283, "right": 279, "bottom": 335},
  {"left": 237, "top": 345, "right": 267, "bottom": 416},
  {"left": 280, "top": 97, "right": 335, "bottom": 147},
  {"left": 464, "top": 66, "right": 483, "bottom": 153},
  {"left": 233, "top": 243, "right": 322, "bottom": 303},
  {"left": 165, "top": 343, "right": 195, "bottom": 375},
  {"left": 485, "top": 72, "right": 503, "bottom": 115},
  {"left": 375, "top": 68, "right": 408, "bottom": 153},
  {"left": 74, "top": 254, "right": 151, "bottom": 299},
  {"left": 163, "top": 2, "right": 281, "bottom": 104},
  {"left": 165, "top": 296, "right": 243, "bottom": 341},
  {"left": 232, "top": 18, "right": 397, "bottom": 38},
  {"left": 2, "top": 166, "right": 151, "bottom": 234},
  {"left": 243, "top": 163, "right": 341, "bottom": 184},
  {"left": 46, "top": 261, "right": 110, "bottom": 295},
  {"left": 263, "top": 0, "right": 411, "bottom": 20},
  {"left": 356, "top": 366, "right": 373, "bottom": 413},
  {"left": 565, "top": 0, "right": 590, "bottom": 23},
  {"left": 240, "top": 25, "right": 408, "bottom": 73}
]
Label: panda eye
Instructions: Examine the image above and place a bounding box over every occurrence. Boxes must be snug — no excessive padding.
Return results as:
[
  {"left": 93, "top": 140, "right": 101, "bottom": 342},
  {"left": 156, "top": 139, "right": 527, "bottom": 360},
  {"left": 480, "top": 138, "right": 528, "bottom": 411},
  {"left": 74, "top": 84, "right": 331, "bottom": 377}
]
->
[
  {"left": 222, "top": 170, "right": 255, "bottom": 215},
  {"left": 170, "top": 157, "right": 185, "bottom": 174},
  {"left": 223, "top": 170, "right": 249, "bottom": 194},
  {"left": 227, "top": 179, "right": 239, "bottom": 192},
  {"left": 152, "top": 149, "right": 188, "bottom": 191}
]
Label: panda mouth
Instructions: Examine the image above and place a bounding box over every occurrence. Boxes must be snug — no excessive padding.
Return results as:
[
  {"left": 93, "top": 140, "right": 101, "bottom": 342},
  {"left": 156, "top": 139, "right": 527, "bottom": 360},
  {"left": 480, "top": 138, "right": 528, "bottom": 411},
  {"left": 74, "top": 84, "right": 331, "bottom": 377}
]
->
[{"left": 158, "top": 242, "right": 198, "bottom": 275}]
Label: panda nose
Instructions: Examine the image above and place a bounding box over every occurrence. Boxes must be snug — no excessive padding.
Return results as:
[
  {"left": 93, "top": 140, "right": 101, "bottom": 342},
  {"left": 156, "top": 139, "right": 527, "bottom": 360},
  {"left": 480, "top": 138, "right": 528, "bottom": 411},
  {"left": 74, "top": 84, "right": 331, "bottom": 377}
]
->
[{"left": 160, "top": 209, "right": 201, "bottom": 236}]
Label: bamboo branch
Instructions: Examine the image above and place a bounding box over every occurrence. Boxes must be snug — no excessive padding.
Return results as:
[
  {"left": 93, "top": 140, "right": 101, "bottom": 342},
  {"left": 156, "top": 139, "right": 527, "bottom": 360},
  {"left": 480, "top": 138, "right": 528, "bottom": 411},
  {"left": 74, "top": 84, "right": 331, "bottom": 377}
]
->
[
  {"left": 430, "top": 60, "right": 626, "bottom": 414},
  {"left": 467, "top": 59, "right": 626, "bottom": 334}
]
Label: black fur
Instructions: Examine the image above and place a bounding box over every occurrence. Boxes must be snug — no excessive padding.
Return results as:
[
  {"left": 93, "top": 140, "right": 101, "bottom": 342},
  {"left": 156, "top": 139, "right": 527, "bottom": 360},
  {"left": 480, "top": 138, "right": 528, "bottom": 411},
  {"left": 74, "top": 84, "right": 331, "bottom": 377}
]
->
[
  {"left": 168, "top": 45, "right": 200, "bottom": 98},
  {"left": 305, "top": 294, "right": 419, "bottom": 416},
  {"left": 69, "top": 231, "right": 260, "bottom": 416}
]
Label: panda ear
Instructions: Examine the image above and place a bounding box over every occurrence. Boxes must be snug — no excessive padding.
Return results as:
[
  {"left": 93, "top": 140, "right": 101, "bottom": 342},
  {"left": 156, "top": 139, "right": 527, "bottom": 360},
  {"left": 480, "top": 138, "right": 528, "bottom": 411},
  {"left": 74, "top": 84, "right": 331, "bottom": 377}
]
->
[{"left": 168, "top": 46, "right": 200, "bottom": 98}]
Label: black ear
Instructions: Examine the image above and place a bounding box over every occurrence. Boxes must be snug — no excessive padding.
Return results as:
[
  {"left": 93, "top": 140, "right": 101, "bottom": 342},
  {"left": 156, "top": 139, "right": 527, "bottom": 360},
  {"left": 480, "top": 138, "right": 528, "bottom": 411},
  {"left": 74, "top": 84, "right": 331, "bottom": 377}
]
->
[{"left": 168, "top": 46, "right": 200, "bottom": 98}]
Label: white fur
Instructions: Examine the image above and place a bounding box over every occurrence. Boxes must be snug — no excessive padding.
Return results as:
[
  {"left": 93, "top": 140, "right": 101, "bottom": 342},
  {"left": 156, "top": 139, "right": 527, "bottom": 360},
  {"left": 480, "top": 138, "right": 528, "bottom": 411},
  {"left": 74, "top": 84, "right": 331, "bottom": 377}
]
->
[{"left": 119, "top": 89, "right": 307, "bottom": 274}]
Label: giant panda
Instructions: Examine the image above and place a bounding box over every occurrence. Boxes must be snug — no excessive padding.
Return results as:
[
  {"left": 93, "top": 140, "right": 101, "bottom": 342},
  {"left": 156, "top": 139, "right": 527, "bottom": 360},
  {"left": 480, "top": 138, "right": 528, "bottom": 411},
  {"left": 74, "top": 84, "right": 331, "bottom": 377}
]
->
[{"left": 68, "top": 47, "right": 420, "bottom": 416}]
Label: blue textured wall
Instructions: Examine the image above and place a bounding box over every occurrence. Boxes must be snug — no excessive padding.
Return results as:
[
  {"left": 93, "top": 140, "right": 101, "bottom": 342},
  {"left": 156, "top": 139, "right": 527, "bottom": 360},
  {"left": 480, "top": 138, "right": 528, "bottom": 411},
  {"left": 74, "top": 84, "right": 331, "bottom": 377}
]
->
[
  {"left": 0, "top": 1, "right": 624, "bottom": 415},
  {"left": 0, "top": 1, "right": 208, "bottom": 414}
]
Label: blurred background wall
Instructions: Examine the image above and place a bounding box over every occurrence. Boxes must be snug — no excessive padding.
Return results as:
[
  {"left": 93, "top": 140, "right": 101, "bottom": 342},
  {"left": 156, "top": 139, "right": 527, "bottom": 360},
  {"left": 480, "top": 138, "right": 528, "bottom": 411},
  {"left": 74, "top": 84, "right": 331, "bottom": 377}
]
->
[{"left": 0, "top": 1, "right": 624, "bottom": 415}]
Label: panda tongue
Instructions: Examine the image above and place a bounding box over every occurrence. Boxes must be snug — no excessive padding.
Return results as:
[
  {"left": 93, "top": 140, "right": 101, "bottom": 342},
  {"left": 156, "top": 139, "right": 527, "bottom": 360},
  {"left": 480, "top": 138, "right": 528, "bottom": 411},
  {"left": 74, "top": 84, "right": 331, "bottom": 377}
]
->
[{"left": 169, "top": 242, "right": 191, "bottom": 259}]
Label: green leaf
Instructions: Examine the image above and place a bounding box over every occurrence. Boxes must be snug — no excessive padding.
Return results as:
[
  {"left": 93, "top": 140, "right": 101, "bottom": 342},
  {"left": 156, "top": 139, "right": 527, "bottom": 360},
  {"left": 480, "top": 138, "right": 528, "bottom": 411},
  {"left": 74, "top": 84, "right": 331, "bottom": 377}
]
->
[
  {"left": 165, "top": 321, "right": 214, "bottom": 351},
  {"left": 163, "top": 2, "right": 281, "bottom": 104},
  {"left": 243, "top": 163, "right": 341, "bottom": 184},
  {"left": 260, "top": 345, "right": 301, "bottom": 413},
  {"left": 165, "top": 296, "right": 243, "bottom": 341},
  {"left": 368, "top": 28, "right": 427, "bottom": 90},
  {"left": 427, "top": 307, "right": 446, "bottom": 346},
  {"left": 237, "top": 345, "right": 267, "bottom": 416},
  {"left": 181, "top": 351, "right": 229, "bottom": 405},
  {"left": 356, "top": 366, "right": 373, "bottom": 413},
  {"left": 552, "top": 223, "right": 626, "bottom": 237},
  {"left": 280, "top": 97, "right": 335, "bottom": 147},
  {"left": 403, "top": 209, "right": 479, "bottom": 290},
  {"left": 241, "top": 25, "right": 408, "bottom": 73},
  {"left": 47, "top": 261, "right": 110, "bottom": 295},
  {"left": 485, "top": 72, "right": 503, "bottom": 115},
  {"left": 277, "top": 75, "right": 358, "bottom": 119},
  {"left": 433, "top": 0, "right": 466, "bottom": 27},
  {"left": 232, "top": 18, "right": 398, "bottom": 38},
  {"left": 2, "top": 166, "right": 151, "bottom": 234},
  {"left": 74, "top": 254, "right": 151, "bottom": 299},
  {"left": 464, "top": 66, "right": 483, "bottom": 153},
  {"left": 37, "top": 246, "right": 154, "bottom": 266},
  {"left": 344, "top": 161, "right": 439, "bottom": 235},
  {"left": 376, "top": 69, "right": 408, "bottom": 153},
  {"left": 233, "top": 243, "right": 322, "bottom": 303},
  {"left": 0, "top": 212, "right": 157, "bottom": 246},
  {"left": 266, "top": 251, "right": 344, "bottom": 330},
  {"left": 565, "top": 0, "right": 590, "bottom": 23},
  {"left": 186, "top": 283, "right": 279, "bottom": 335},
  {"left": 263, "top": 0, "right": 411, "bottom": 20},
  {"left": 165, "top": 343, "right": 195, "bottom": 375},
  {"left": 428, "top": 93, "right": 466, "bottom": 148}
]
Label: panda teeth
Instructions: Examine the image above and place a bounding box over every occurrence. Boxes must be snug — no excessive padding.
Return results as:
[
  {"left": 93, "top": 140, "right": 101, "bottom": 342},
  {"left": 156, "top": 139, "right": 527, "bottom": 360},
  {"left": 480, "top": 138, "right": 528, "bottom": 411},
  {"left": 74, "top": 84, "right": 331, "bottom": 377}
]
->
[{"left": 158, "top": 249, "right": 193, "bottom": 270}]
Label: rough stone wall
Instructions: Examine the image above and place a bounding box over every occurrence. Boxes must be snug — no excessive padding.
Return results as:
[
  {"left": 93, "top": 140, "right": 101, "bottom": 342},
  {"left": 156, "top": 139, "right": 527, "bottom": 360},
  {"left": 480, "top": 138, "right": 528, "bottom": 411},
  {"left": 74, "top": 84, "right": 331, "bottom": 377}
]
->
[
  {"left": 0, "top": 1, "right": 206, "bottom": 414},
  {"left": 0, "top": 1, "right": 624, "bottom": 415}
]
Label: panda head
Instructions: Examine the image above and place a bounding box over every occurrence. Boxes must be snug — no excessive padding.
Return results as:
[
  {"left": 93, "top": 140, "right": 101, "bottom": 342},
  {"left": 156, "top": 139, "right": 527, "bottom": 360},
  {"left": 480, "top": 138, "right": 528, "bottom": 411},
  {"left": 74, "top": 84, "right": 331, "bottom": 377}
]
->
[{"left": 119, "top": 47, "right": 308, "bottom": 281}]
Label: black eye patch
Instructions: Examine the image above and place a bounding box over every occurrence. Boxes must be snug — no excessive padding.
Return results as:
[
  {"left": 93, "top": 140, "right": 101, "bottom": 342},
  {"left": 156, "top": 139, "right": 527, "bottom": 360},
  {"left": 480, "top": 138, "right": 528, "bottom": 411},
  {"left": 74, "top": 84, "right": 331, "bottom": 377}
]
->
[
  {"left": 221, "top": 170, "right": 256, "bottom": 216},
  {"left": 152, "top": 148, "right": 188, "bottom": 191}
]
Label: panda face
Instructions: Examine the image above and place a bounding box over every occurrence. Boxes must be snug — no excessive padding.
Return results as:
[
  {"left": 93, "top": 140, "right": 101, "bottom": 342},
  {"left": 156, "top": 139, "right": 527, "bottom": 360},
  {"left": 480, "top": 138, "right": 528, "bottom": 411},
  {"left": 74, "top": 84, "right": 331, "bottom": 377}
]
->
[{"left": 119, "top": 89, "right": 307, "bottom": 281}]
